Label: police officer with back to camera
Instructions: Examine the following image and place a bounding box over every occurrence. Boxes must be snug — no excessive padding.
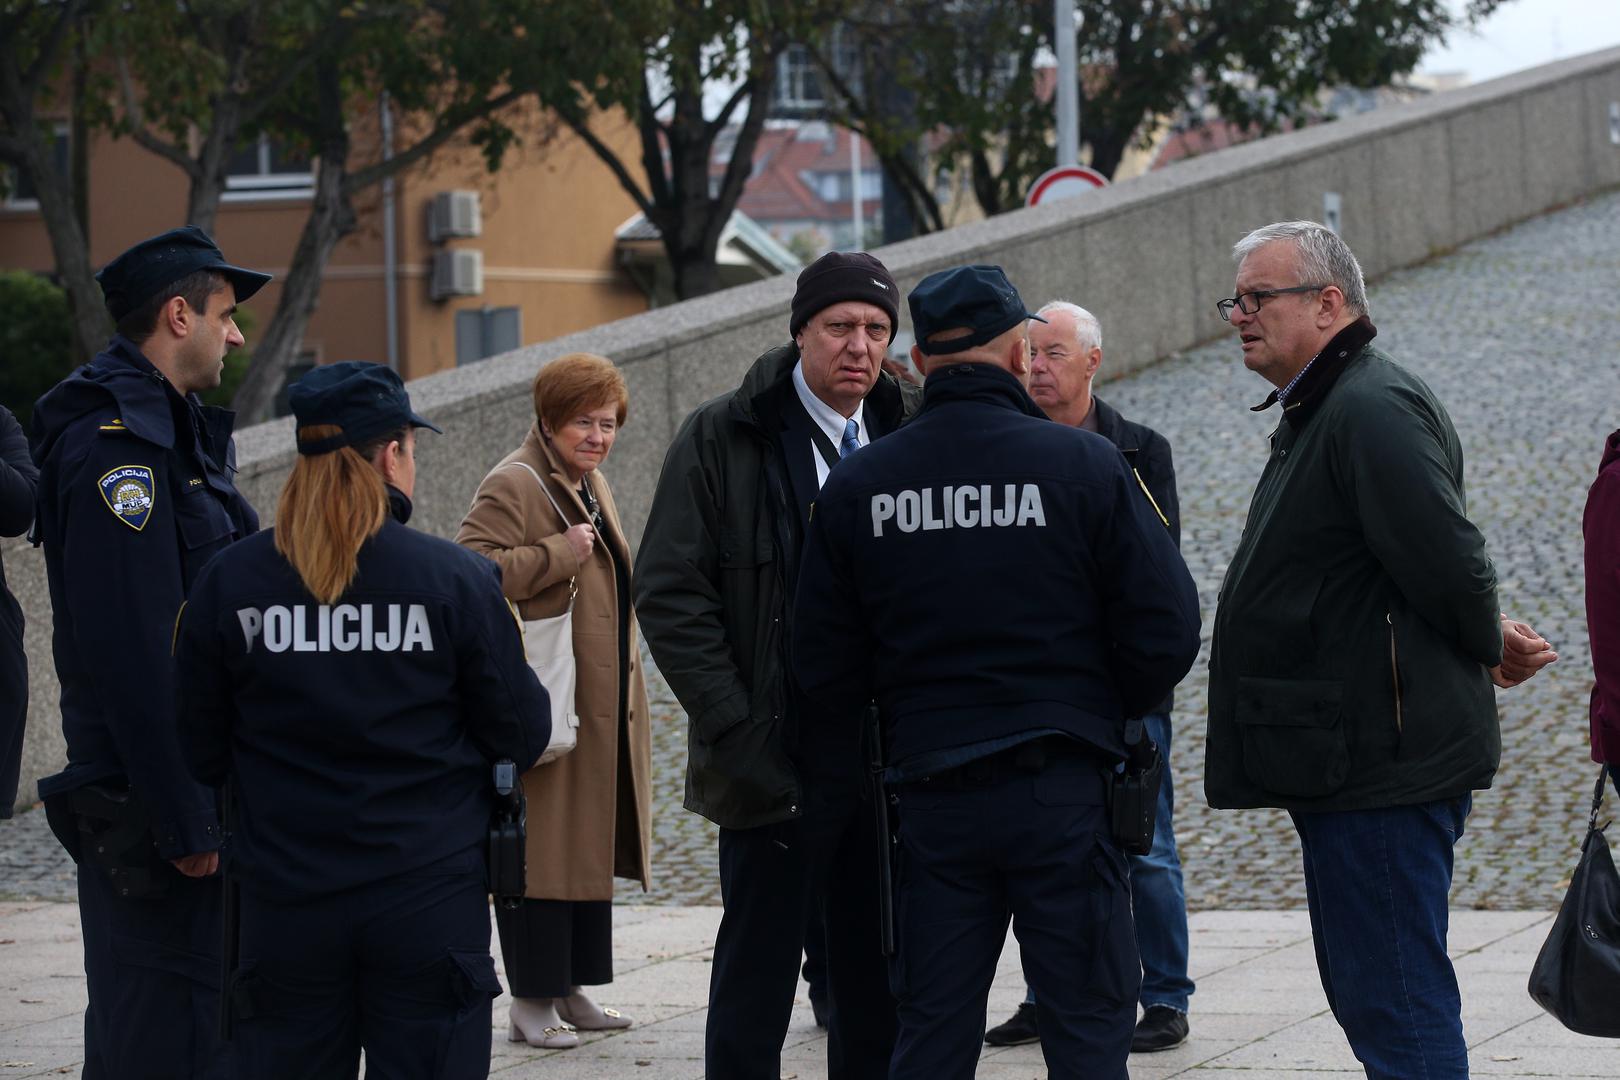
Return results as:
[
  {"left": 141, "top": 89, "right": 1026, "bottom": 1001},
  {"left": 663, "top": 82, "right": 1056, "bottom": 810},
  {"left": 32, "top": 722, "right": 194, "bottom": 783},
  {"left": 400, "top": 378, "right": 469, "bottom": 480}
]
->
[
  {"left": 174, "top": 361, "right": 551, "bottom": 1079},
  {"left": 30, "top": 225, "right": 268, "bottom": 1079},
  {"left": 792, "top": 265, "right": 1202, "bottom": 1080}
]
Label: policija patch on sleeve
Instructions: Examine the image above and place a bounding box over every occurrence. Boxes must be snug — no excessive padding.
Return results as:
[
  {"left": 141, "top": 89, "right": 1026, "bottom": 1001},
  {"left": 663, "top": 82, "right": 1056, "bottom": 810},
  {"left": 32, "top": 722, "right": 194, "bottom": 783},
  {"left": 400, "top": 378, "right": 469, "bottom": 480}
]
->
[{"left": 98, "top": 464, "right": 157, "bottom": 531}]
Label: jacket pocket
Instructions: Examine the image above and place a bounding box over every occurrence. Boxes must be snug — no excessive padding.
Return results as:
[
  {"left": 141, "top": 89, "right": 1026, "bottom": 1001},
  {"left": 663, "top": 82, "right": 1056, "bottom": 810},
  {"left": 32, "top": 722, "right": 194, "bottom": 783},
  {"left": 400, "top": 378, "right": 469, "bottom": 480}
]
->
[
  {"left": 447, "top": 949, "right": 503, "bottom": 1018},
  {"left": 1234, "top": 676, "right": 1348, "bottom": 798},
  {"left": 717, "top": 527, "right": 773, "bottom": 570},
  {"left": 175, "top": 487, "right": 233, "bottom": 551},
  {"left": 691, "top": 698, "right": 748, "bottom": 745}
]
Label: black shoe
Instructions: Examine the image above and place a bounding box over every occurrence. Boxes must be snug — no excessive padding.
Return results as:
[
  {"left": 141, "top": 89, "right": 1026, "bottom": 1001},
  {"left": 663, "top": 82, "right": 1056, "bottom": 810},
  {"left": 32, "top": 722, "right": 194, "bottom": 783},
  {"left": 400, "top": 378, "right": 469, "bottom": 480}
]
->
[
  {"left": 810, "top": 995, "right": 828, "bottom": 1029},
  {"left": 984, "top": 1002, "right": 1040, "bottom": 1046},
  {"left": 1131, "top": 1005, "right": 1189, "bottom": 1052}
]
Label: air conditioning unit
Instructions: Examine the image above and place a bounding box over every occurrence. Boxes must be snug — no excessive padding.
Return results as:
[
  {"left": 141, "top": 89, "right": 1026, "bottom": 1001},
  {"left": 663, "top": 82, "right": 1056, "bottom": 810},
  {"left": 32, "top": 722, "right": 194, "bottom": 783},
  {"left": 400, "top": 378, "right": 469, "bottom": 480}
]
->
[
  {"left": 430, "top": 249, "right": 483, "bottom": 301},
  {"left": 429, "top": 190, "right": 481, "bottom": 242}
]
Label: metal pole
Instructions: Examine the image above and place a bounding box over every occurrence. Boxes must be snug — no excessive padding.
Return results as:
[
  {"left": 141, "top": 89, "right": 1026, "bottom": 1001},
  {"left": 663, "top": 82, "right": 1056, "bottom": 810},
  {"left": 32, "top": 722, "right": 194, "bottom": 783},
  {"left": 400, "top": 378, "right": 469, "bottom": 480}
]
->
[
  {"left": 850, "top": 127, "right": 863, "bottom": 248},
  {"left": 380, "top": 92, "right": 399, "bottom": 371},
  {"left": 1055, "top": 0, "right": 1078, "bottom": 167}
]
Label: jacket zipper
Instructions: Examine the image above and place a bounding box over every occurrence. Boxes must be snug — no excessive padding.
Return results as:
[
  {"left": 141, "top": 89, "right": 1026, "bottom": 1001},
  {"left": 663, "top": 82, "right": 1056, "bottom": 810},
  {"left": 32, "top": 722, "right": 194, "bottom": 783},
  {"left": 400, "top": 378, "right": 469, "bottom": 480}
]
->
[{"left": 1387, "top": 612, "right": 1403, "bottom": 733}]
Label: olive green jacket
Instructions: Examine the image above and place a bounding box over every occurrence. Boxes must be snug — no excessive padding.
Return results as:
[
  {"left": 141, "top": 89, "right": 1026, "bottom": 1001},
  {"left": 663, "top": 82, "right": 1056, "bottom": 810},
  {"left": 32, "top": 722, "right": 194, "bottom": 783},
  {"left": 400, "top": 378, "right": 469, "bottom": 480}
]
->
[{"left": 1206, "top": 323, "right": 1503, "bottom": 812}]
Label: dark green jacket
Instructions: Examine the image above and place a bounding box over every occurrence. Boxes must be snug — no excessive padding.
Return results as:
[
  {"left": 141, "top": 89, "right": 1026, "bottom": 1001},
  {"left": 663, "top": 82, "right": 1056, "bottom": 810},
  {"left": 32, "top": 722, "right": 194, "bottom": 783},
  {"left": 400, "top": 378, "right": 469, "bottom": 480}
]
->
[
  {"left": 1206, "top": 322, "right": 1503, "bottom": 812},
  {"left": 634, "top": 343, "right": 921, "bottom": 829}
]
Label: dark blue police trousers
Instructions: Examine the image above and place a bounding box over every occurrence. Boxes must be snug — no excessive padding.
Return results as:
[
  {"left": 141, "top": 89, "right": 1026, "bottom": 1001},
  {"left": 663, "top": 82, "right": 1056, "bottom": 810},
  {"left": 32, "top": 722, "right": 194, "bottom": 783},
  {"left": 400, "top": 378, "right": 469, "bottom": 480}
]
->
[
  {"left": 708, "top": 780, "right": 897, "bottom": 1080},
  {"left": 229, "top": 852, "right": 500, "bottom": 1080},
  {"left": 77, "top": 862, "right": 231, "bottom": 1079},
  {"left": 889, "top": 754, "right": 1137, "bottom": 1080}
]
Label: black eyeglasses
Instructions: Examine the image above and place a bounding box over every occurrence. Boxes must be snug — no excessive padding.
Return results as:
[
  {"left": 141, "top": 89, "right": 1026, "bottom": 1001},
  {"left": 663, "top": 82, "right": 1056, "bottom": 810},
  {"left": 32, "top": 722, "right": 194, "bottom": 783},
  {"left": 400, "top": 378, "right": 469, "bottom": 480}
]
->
[{"left": 1216, "top": 284, "right": 1329, "bottom": 322}]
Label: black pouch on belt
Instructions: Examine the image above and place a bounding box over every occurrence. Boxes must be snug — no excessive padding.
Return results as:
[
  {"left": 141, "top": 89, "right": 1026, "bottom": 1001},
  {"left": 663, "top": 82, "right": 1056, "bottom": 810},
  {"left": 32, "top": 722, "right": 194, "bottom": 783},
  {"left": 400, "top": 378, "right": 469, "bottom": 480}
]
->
[
  {"left": 1109, "top": 718, "right": 1163, "bottom": 856},
  {"left": 488, "top": 760, "right": 526, "bottom": 908}
]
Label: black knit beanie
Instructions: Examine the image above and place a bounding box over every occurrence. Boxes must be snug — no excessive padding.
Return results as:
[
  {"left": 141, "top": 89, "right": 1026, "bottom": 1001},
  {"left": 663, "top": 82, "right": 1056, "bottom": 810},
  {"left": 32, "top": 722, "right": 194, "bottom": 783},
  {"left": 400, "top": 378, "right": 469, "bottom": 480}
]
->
[{"left": 789, "top": 251, "right": 900, "bottom": 338}]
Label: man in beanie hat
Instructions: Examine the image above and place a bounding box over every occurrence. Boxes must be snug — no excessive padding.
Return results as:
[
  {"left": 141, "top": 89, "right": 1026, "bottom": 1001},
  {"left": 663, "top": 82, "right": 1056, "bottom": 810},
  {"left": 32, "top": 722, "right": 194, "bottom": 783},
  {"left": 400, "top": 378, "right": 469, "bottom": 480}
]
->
[
  {"left": 28, "top": 225, "right": 268, "bottom": 1079},
  {"left": 636, "top": 250, "right": 920, "bottom": 1079}
]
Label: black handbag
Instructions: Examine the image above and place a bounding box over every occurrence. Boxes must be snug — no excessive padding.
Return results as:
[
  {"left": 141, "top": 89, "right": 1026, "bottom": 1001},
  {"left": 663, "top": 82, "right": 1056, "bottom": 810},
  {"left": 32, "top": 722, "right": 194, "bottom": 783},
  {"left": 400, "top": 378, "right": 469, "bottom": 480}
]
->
[{"left": 1527, "top": 764, "right": 1620, "bottom": 1037}]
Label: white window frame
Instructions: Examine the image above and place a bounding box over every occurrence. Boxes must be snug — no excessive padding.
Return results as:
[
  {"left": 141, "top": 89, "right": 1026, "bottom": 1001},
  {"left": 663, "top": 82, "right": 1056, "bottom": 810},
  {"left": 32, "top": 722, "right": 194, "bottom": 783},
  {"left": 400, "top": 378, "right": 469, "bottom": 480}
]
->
[{"left": 223, "top": 135, "right": 314, "bottom": 202}]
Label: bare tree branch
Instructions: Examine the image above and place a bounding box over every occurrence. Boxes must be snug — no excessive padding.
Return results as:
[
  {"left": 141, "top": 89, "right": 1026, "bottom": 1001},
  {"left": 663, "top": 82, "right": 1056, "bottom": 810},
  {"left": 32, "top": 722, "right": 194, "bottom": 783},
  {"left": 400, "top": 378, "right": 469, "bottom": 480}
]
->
[
  {"left": 343, "top": 86, "right": 527, "bottom": 193},
  {"left": 23, "top": 0, "right": 89, "bottom": 93},
  {"left": 557, "top": 106, "right": 657, "bottom": 220},
  {"left": 113, "top": 56, "right": 199, "bottom": 179}
]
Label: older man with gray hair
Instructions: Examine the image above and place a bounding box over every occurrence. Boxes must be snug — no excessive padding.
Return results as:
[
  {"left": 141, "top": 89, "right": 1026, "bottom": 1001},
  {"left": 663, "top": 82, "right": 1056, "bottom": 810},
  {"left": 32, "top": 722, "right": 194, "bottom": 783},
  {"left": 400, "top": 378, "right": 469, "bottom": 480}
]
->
[
  {"left": 1207, "top": 221, "right": 1556, "bottom": 1079},
  {"left": 984, "top": 300, "right": 1194, "bottom": 1055}
]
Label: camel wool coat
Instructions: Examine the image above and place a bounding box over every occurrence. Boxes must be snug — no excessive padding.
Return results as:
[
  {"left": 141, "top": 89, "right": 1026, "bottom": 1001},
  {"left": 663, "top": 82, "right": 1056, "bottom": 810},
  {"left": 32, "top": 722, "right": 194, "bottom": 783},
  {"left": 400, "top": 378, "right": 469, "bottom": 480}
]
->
[{"left": 456, "top": 424, "right": 651, "bottom": 899}]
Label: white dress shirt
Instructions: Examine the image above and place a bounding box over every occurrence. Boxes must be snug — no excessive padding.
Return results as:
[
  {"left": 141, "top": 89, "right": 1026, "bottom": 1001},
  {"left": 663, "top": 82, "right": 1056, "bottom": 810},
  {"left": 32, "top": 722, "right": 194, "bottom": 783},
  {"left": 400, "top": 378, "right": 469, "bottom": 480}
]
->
[{"left": 792, "top": 361, "right": 869, "bottom": 490}]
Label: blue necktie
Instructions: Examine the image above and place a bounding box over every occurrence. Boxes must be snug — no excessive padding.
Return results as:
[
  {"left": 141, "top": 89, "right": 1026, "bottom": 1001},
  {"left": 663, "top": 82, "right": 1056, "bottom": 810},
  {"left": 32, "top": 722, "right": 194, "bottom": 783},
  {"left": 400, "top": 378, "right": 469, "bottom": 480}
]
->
[{"left": 839, "top": 418, "right": 860, "bottom": 459}]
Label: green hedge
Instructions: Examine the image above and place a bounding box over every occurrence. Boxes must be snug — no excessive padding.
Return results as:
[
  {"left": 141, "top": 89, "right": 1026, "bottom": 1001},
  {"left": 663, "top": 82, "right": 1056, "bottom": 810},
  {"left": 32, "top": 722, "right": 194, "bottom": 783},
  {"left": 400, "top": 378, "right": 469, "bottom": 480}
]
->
[
  {"left": 0, "top": 270, "right": 255, "bottom": 422},
  {"left": 0, "top": 270, "right": 74, "bottom": 428}
]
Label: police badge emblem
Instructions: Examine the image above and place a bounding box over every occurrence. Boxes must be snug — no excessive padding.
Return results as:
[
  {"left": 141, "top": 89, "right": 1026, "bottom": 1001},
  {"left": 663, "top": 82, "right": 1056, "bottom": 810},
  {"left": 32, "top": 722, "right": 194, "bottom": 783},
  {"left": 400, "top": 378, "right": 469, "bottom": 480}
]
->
[{"left": 99, "top": 465, "right": 156, "bottom": 531}]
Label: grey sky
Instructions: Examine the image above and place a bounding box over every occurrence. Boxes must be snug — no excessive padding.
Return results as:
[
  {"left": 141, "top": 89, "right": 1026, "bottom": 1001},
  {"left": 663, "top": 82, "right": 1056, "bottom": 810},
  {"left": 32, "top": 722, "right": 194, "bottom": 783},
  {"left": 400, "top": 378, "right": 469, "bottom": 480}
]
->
[{"left": 1423, "top": 0, "right": 1620, "bottom": 82}]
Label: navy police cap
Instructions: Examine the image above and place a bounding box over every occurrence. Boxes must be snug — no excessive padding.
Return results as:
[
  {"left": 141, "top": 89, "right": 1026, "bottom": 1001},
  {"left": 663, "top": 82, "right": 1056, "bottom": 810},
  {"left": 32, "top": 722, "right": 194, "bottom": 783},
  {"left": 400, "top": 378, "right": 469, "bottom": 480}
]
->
[
  {"left": 288, "top": 361, "right": 444, "bottom": 456},
  {"left": 908, "top": 264, "right": 1046, "bottom": 356},
  {"left": 96, "top": 225, "right": 272, "bottom": 323}
]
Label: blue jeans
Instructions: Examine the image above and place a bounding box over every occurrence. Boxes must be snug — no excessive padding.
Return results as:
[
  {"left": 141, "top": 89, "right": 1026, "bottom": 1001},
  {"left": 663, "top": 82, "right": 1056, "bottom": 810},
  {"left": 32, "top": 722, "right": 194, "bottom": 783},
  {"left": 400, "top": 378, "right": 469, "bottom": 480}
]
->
[
  {"left": 1023, "top": 713, "right": 1193, "bottom": 1014},
  {"left": 1290, "top": 795, "right": 1472, "bottom": 1080}
]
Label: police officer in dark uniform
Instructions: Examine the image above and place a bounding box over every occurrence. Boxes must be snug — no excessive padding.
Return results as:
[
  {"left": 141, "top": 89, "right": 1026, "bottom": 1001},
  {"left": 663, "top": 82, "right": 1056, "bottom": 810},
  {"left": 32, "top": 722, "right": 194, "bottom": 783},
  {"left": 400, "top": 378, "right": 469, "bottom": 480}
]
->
[
  {"left": 0, "top": 404, "right": 38, "bottom": 819},
  {"left": 174, "top": 361, "right": 551, "bottom": 1080},
  {"left": 792, "top": 266, "right": 1202, "bottom": 1080},
  {"left": 30, "top": 226, "right": 268, "bottom": 1079}
]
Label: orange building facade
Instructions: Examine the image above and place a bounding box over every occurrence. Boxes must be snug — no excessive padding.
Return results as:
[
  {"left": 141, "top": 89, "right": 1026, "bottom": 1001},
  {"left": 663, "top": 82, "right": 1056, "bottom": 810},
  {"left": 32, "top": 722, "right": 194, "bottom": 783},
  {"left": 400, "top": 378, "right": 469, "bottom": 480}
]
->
[{"left": 0, "top": 103, "right": 652, "bottom": 385}]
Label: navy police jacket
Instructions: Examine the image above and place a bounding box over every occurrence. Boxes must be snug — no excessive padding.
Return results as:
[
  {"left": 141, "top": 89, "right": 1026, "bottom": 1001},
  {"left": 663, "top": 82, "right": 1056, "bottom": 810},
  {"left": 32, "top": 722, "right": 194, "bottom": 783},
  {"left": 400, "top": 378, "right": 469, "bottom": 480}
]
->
[
  {"left": 792, "top": 363, "right": 1200, "bottom": 767},
  {"left": 1, "top": 404, "right": 39, "bottom": 817},
  {"left": 30, "top": 337, "right": 258, "bottom": 857},
  {"left": 175, "top": 489, "right": 550, "bottom": 901}
]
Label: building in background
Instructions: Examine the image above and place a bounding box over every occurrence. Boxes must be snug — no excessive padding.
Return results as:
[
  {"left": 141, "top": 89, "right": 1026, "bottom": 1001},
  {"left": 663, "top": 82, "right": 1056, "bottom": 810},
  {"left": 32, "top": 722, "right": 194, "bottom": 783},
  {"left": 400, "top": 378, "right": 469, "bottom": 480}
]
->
[{"left": 1, "top": 103, "right": 790, "bottom": 406}]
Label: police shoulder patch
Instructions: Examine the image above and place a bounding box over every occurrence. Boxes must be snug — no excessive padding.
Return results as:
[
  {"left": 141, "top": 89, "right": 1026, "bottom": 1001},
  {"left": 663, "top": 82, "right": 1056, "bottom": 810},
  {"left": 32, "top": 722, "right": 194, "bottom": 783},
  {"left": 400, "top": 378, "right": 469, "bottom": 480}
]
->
[{"left": 98, "top": 464, "right": 157, "bottom": 531}]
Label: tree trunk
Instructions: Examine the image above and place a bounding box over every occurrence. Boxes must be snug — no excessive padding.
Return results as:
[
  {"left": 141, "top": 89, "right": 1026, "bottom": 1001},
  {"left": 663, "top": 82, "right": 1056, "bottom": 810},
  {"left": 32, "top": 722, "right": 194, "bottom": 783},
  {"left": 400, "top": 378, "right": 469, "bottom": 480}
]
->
[
  {"left": 969, "top": 149, "right": 1004, "bottom": 218},
  {"left": 0, "top": 2, "right": 111, "bottom": 360},
  {"left": 70, "top": 26, "right": 89, "bottom": 240},
  {"left": 185, "top": 88, "right": 245, "bottom": 234},
  {"left": 1086, "top": 127, "right": 1128, "bottom": 181},
  {"left": 231, "top": 62, "right": 353, "bottom": 423},
  {"left": 26, "top": 132, "right": 109, "bottom": 360},
  {"left": 230, "top": 152, "right": 354, "bottom": 422},
  {"left": 670, "top": 250, "right": 721, "bottom": 300}
]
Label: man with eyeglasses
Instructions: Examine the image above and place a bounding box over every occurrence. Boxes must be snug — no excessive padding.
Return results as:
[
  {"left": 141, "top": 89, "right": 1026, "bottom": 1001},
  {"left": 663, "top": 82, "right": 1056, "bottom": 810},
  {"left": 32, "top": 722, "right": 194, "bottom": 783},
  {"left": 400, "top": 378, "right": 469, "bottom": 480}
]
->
[
  {"left": 636, "top": 251, "right": 920, "bottom": 1079},
  {"left": 1206, "top": 221, "right": 1556, "bottom": 1079}
]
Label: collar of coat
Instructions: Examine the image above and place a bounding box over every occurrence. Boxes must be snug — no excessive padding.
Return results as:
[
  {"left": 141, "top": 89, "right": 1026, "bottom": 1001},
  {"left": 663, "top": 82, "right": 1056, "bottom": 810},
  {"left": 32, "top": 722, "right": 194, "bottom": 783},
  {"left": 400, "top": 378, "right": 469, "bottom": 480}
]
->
[
  {"left": 729, "top": 341, "right": 919, "bottom": 438},
  {"left": 920, "top": 361, "right": 1049, "bottom": 420},
  {"left": 1249, "top": 315, "right": 1378, "bottom": 427},
  {"left": 1089, "top": 395, "right": 1132, "bottom": 447}
]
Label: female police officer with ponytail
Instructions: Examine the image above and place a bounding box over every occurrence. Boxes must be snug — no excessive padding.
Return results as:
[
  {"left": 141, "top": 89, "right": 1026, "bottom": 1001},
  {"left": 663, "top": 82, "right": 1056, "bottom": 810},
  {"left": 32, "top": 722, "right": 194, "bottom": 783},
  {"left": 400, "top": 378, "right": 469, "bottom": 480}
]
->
[{"left": 175, "top": 361, "right": 551, "bottom": 1079}]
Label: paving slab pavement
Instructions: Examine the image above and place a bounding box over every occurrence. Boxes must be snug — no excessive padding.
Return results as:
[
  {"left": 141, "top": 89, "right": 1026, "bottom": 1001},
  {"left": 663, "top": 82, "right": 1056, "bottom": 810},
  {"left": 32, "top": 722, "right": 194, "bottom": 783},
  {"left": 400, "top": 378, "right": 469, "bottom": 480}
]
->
[{"left": 2, "top": 901, "right": 1615, "bottom": 1078}]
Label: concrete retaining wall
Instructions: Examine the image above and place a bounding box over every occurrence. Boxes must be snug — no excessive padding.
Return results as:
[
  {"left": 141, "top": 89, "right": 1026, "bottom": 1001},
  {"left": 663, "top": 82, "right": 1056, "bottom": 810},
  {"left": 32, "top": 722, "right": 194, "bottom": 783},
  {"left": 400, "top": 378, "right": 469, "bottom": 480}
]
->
[{"left": 10, "top": 47, "right": 1620, "bottom": 811}]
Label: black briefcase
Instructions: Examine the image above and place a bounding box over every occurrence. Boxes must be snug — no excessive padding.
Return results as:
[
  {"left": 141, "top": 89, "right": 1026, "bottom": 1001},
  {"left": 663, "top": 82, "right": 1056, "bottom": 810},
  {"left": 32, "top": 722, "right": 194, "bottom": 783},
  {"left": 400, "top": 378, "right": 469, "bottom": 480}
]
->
[
  {"left": 488, "top": 760, "right": 526, "bottom": 909},
  {"left": 1527, "top": 764, "right": 1620, "bottom": 1037}
]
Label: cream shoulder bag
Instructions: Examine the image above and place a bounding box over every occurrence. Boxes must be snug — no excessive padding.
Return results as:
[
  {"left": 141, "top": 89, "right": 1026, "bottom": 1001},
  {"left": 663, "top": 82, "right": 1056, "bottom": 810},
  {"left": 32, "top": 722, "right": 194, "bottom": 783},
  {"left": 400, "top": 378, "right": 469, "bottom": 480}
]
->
[{"left": 505, "top": 462, "right": 579, "bottom": 765}]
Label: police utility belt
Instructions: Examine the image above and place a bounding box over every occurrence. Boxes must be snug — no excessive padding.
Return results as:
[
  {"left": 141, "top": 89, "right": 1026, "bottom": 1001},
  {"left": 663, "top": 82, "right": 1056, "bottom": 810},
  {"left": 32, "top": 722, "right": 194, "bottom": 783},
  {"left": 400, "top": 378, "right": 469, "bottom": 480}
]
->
[{"left": 893, "top": 728, "right": 1163, "bottom": 855}]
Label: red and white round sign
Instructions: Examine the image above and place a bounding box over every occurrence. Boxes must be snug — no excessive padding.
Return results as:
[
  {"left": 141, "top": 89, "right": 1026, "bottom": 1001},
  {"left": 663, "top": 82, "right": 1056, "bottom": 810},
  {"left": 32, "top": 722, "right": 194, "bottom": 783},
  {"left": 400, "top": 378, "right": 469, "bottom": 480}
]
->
[{"left": 1025, "top": 165, "right": 1109, "bottom": 207}]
